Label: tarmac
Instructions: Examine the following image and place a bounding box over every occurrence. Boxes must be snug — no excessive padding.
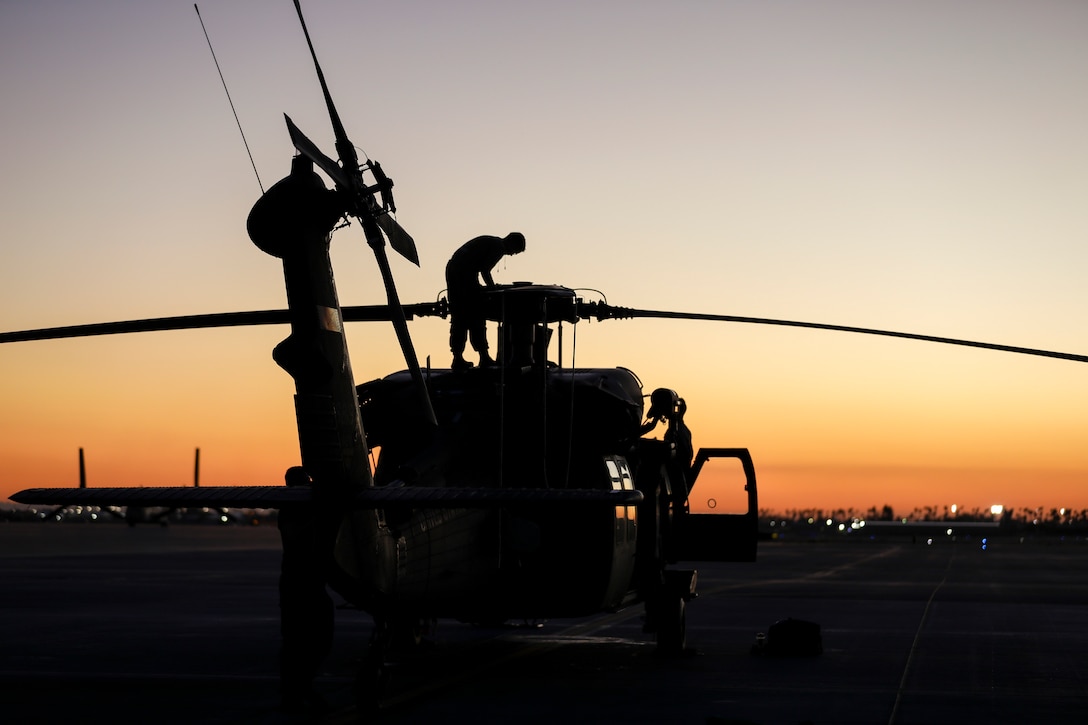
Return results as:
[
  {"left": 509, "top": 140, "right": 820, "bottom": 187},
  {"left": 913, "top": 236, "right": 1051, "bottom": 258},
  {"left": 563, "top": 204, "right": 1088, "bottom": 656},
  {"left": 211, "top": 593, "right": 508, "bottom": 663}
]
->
[{"left": 1, "top": 522, "right": 1086, "bottom": 724}]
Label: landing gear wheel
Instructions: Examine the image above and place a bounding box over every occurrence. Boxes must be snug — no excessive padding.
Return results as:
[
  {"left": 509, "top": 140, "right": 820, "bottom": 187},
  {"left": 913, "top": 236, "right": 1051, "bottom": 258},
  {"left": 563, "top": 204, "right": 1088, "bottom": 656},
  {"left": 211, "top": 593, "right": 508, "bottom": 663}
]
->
[
  {"left": 354, "top": 648, "right": 388, "bottom": 715},
  {"left": 391, "top": 616, "right": 432, "bottom": 650},
  {"left": 655, "top": 594, "right": 687, "bottom": 655},
  {"left": 354, "top": 620, "right": 393, "bottom": 712}
]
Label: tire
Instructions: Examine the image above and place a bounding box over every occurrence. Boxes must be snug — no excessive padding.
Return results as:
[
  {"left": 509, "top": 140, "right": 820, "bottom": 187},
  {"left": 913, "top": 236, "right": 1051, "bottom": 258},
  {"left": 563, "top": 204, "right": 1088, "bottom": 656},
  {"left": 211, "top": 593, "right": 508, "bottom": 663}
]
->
[{"left": 655, "top": 594, "right": 686, "bottom": 654}]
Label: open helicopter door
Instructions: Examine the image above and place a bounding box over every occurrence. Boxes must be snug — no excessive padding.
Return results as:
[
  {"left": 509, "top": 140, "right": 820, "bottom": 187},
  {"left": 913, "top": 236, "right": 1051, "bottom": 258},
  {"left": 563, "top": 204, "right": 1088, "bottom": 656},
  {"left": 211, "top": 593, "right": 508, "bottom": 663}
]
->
[{"left": 674, "top": 448, "right": 758, "bottom": 562}]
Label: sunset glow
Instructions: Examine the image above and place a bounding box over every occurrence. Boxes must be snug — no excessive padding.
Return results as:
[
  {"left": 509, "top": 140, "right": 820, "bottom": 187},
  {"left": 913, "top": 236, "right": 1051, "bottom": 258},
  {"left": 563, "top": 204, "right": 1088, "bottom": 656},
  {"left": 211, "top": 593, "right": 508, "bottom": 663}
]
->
[{"left": 2, "top": 1, "right": 1085, "bottom": 512}]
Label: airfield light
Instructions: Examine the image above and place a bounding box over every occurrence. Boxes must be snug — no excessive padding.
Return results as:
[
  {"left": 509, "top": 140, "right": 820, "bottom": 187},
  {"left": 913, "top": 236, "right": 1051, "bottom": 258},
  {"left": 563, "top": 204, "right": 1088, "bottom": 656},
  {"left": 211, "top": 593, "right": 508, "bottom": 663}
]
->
[
  {"left": 990, "top": 504, "right": 1004, "bottom": 516},
  {"left": 838, "top": 523, "right": 846, "bottom": 532},
  {"left": 826, "top": 519, "right": 833, "bottom": 526},
  {"left": 946, "top": 528, "right": 952, "bottom": 536}
]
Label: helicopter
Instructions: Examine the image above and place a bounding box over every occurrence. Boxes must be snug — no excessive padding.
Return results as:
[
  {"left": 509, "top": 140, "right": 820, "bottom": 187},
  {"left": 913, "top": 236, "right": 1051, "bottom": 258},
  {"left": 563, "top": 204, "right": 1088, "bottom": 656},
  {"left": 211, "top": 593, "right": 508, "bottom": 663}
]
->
[
  {"left": 7, "top": 0, "right": 759, "bottom": 680},
  {"left": 6, "top": 0, "right": 1088, "bottom": 710}
]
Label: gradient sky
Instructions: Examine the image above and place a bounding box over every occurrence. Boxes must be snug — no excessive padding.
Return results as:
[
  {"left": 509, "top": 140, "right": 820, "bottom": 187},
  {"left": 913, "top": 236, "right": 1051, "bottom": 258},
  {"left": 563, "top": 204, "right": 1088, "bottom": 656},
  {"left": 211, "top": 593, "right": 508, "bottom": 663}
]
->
[{"left": 1, "top": 1, "right": 1085, "bottom": 515}]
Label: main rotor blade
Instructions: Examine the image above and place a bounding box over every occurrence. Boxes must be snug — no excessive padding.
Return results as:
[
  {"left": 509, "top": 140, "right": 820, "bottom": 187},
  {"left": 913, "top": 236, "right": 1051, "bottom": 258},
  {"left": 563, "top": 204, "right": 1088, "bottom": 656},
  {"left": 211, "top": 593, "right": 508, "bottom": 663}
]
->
[
  {"left": 0, "top": 303, "right": 445, "bottom": 344},
  {"left": 590, "top": 304, "right": 1088, "bottom": 364}
]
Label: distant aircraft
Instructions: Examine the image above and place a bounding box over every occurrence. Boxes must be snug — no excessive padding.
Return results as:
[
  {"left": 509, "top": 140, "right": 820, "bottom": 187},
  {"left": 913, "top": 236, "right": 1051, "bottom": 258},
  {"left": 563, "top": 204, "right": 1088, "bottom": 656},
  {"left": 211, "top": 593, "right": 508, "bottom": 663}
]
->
[{"left": 47, "top": 447, "right": 228, "bottom": 526}]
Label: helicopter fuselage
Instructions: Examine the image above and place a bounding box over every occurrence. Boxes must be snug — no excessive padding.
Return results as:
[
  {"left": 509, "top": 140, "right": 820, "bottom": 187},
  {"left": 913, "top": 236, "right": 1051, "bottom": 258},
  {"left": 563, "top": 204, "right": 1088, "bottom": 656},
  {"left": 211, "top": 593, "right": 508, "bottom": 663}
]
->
[{"left": 340, "top": 364, "right": 645, "bottom": 622}]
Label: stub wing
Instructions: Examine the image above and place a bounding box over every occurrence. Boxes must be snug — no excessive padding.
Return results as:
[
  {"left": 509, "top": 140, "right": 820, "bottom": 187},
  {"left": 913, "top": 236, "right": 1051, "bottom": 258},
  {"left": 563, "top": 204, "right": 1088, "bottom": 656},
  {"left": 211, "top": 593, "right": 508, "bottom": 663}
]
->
[{"left": 10, "top": 486, "right": 643, "bottom": 510}]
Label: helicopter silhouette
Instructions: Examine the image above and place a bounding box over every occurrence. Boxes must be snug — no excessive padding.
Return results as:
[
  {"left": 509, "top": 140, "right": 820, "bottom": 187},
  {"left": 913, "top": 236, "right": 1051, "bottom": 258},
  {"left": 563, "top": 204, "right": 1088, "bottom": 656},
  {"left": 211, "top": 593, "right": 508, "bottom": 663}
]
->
[{"left": 7, "top": 0, "right": 1088, "bottom": 709}]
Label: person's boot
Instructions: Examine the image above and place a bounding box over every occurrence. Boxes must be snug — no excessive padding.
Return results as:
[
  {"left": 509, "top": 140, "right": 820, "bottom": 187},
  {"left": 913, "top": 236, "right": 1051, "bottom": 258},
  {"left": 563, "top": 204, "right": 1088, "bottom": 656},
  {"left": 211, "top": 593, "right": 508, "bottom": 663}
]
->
[{"left": 452, "top": 354, "right": 472, "bottom": 370}]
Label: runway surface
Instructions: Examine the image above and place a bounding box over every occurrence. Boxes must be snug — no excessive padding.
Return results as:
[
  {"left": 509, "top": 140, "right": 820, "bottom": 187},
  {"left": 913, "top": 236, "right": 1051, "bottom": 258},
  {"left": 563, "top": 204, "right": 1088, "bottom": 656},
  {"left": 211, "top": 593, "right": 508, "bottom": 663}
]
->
[{"left": 1, "top": 523, "right": 1086, "bottom": 724}]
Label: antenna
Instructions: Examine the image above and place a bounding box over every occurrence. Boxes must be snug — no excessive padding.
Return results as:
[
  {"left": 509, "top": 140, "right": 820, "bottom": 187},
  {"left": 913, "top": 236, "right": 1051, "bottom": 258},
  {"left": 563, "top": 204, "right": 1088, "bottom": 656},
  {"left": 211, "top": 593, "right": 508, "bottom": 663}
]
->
[{"left": 194, "top": 4, "right": 265, "bottom": 194}]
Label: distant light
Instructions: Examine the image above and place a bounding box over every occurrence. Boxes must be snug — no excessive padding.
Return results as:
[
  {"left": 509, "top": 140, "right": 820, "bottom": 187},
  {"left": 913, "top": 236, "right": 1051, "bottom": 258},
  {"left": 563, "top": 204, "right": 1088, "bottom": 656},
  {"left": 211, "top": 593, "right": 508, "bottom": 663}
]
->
[
  {"left": 770, "top": 521, "right": 776, "bottom": 527},
  {"left": 946, "top": 528, "right": 953, "bottom": 536},
  {"left": 950, "top": 504, "right": 958, "bottom": 514},
  {"left": 807, "top": 518, "right": 814, "bottom": 525},
  {"left": 826, "top": 519, "right": 833, "bottom": 526},
  {"left": 838, "top": 523, "right": 846, "bottom": 532},
  {"left": 220, "top": 515, "right": 229, "bottom": 523},
  {"left": 901, "top": 517, "right": 908, "bottom": 524},
  {"left": 990, "top": 504, "right": 1004, "bottom": 516},
  {"left": 1060, "top": 508, "right": 1066, "bottom": 516},
  {"left": 926, "top": 538, "right": 934, "bottom": 545}
]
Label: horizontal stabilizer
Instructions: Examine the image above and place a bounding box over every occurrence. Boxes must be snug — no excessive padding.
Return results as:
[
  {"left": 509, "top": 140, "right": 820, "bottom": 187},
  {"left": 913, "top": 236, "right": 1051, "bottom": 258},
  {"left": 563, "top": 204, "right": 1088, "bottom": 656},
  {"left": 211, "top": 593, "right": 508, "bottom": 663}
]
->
[
  {"left": 354, "top": 486, "right": 644, "bottom": 508},
  {"left": 11, "top": 486, "right": 312, "bottom": 509},
  {"left": 11, "top": 486, "right": 643, "bottom": 510}
]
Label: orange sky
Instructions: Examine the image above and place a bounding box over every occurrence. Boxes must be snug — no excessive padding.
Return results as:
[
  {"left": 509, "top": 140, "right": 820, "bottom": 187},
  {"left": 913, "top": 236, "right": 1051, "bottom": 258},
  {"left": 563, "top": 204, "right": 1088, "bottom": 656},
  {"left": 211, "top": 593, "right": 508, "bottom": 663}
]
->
[{"left": 2, "top": 2, "right": 1086, "bottom": 513}]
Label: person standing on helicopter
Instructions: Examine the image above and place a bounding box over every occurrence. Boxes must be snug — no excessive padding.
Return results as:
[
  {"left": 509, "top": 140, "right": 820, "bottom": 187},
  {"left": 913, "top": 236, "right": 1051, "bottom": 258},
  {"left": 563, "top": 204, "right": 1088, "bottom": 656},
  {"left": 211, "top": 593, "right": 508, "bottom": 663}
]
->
[{"left": 445, "top": 232, "right": 526, "bottom": 369}]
